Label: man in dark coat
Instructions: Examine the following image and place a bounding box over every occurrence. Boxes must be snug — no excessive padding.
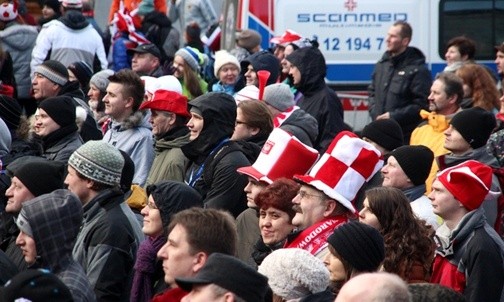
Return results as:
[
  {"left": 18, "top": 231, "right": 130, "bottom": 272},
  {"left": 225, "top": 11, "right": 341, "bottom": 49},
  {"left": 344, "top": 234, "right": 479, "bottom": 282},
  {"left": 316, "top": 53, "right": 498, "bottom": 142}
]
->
[
  {"left": 285, "top": 46, "right": 345, "bottom": 153},
  {"left": 368, "top": 21, "right": 432, "bottom": 143}
]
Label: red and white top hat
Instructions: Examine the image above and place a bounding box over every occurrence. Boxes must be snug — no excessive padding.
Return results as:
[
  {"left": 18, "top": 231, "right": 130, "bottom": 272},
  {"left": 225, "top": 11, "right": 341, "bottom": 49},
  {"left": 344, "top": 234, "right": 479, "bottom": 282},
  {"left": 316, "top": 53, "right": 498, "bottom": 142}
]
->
[
  {"left": 294, "top": 131, "right": 383, "bottom": 213},
  {"left": 437, "top": 160, "right": 495, "bottom": 210},
  {"left": 270, "top": 29, "right": 303, "bottom": 45},
  {"left": 237, "top": 128, "right": 319, "bottom": 184},
  {"left": 0, "top": 2, "right": 18, "bottom": 22}
]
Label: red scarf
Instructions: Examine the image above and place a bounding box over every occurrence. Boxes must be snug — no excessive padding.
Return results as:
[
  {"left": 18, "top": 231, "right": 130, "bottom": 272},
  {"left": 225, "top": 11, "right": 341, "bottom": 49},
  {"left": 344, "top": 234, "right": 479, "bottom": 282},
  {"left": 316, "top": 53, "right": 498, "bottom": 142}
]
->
[
  {"left": 273, "top": 106, "right": 298, "bottom": 127},
  {"left": 284, "top": 216, "right": 347, "bottom": 256}
]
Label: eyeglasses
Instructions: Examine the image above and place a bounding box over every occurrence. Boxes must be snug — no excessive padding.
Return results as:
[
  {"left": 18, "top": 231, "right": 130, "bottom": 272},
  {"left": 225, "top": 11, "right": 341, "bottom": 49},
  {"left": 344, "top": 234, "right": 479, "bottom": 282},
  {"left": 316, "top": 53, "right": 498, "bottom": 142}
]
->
[
  {"left": 146, "top": 200, "right": 158, "bottom": 209},
  {"left": 235, "top": 120, "right": 248, "bottom": 126},
  {"left": 297, "top": 190, "right": 325, "bottom": 200}
]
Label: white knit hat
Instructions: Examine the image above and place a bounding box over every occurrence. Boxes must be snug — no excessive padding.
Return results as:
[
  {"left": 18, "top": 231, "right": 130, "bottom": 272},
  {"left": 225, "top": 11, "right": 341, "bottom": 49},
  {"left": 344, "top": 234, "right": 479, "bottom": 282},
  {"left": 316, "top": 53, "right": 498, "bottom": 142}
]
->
[
  {"left": 213, "top": 50, "right": 241, "bottom": 78},
  {"left": 234, "top": 85, "right": 259, "bottom": 103},
  {"left": 258, "top": 248, "right": 329, "bottom": 300}
]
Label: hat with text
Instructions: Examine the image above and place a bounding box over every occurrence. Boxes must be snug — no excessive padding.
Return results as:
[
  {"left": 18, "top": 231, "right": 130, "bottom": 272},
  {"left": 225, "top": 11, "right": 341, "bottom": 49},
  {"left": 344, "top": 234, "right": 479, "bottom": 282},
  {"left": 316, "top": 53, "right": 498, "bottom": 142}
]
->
[
  {"left": 294, "top": 131, "right": 383, "bottom": 213},
  {"left": 238, "top": 128, "right": 319, "bottom": 184},
  {"left": 437, "top": 159, "right": 497, "bottom": 210}
]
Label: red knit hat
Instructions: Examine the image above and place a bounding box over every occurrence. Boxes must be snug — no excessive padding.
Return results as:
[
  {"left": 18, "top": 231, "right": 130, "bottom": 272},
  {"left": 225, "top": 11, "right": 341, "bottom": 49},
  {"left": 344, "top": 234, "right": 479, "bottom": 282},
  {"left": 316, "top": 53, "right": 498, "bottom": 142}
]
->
[
  {"left": 139, "top": 89, "right": 190, "bottom": 118},
  {"left": 294, "top": 131, "right": 383, "bottom": 213},
  {"left": 437, "top": 160, "right": 494, "bottom": 210}
]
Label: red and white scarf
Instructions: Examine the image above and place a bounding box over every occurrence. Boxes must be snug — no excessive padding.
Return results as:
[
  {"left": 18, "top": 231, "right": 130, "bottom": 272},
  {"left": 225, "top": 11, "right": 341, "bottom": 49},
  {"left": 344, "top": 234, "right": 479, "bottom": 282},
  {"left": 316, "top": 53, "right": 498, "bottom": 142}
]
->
[{"left": 284, "top": 216, "right": 347, "bottom": 256}]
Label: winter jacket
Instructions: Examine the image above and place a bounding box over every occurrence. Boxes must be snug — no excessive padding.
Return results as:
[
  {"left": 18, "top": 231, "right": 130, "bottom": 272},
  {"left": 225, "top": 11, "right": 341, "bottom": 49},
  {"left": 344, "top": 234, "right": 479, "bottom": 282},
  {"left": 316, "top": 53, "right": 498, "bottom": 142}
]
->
[
  {"left": 168, "top": 0, "right": 217, "bottom": 32},
  {"left": 431, "top": 207, "right": 504, "bottom": 301},
  {"left": 279, "top": 107, "right": 318, "bottom": 147},
  {"left": 368, "top": 46, "right": 432, "bottom": 142},
  {"left": 410, "top": 109, "right": 457, "bottom": 193},
  {"left": 0, "top": 212, "right": 25, "bottom": 272},
  {"left": 73, "top": 188, "right": 143, "bottom": 301},
  {"left": 42, "top": 130, "right": 83, "bottom": 163},
  {"left": 59, "top": 81, "right": 104, "bottom": 142},
  {"left": 437, "top": 147, "right": 502, "bottom": 229},
  {"left": 22, "top": 189, "right": 95, "bottom": 302},
  {"left": 180, "top": 76, "right": 208, "bottom": 100},
  {"left": 103, "top": 111, "right": 154, "bottom": 186},
  {"left": 285, "top": 47, "right": 345, "bottom": 153},
  {"left": 31, "top": 10, "right": 107, "bottom": 77},
  {"left": 236, "top": 208, "right": 260, "bottom": 267},
  {"left": 0, "top": 22, "right": 37, "bottom": 98},
  {"left": 146, "top": 126, "right": 190, "bottom": 186},
  {"left": 182, "top": 93, "right": 249, "bottom": 217}
]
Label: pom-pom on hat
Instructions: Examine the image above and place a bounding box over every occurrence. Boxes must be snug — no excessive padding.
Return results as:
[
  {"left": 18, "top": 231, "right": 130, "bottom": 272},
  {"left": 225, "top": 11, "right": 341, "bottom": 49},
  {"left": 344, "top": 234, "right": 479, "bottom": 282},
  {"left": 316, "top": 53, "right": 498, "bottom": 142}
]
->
[
  {"left": 139, "top": 89, "right": 190, "bottom": 118},
  {"left": 436, "top": 160, "right": 496, "bottom": 210},
  {"left": 34, "top": 60, "right": 69, "bottom": 86},
  {"left": 327, "top": 221, "right": 385, "bottom": 272},
  {"left": 258, "top": 248, "right": 329, "bottom": 300},
  {"left": 90, "top": 69, "right": 114, "bottom": 92},
  {"left": 237, "top": 128, "right": 319, "bottom": 184},
  {"left": 175, "top": 46, "right": 208, "bottom": 72},
  {"left": 294, "top": 131, "right": 383, "bottom": 214},
  {"left": 0, "top": 2, "right": 18, "bottom": 22},
  {"left": 361, "top": 119, "right": 404, "bottom": 153},
  {"left": 449, "top": 107, "right": 496, "bottom": 149},
  {"left": 213, "top": 50, "right": 240, "bottom": 78},
  {"left": 68, "top": 140, "right": 125, "bottom": 186},
  {"left": 388, "top": 145, "right": 434, "bottom": 186},
  {"left": 263, "top": 83, "right": 295, "bottom": 111}
]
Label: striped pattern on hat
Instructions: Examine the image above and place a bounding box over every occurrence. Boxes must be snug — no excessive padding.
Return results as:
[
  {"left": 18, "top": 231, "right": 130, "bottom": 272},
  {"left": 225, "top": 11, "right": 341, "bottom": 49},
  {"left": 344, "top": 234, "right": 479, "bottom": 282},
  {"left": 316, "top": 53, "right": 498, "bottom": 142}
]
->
[{"left": 35, "top": 61, "right": 68, "bottom": 86}]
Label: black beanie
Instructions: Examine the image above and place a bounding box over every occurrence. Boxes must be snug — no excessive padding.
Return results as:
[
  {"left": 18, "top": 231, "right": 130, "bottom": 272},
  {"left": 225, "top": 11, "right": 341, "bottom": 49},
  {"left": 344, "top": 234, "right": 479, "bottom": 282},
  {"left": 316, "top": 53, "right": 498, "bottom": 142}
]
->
[
  {"left": 12, "top": 158, "right": 65, "bottom": 197},
  {"left": 388, "top": 145, "right": 434, "bottom": 186},
  {"left": 0, "top": 95, "right": 22, "bottom": 130},
  {"left": 327, "top": 222, "right": 385, "bottom": 272},
  {"left": 38, "top": 96, "right": 76, "bottom": 127},
  {"left": 450, "top": 107, "right": 496, "bottom": 149},
  {"left": 68, "top": 61, "right": 93, "bottom": 88},
  {"left": 43, "top": 0, "right": 61, "bottom": 13},
  {"left": 362, "top": 119, "right": 404, "bottom": 153}
]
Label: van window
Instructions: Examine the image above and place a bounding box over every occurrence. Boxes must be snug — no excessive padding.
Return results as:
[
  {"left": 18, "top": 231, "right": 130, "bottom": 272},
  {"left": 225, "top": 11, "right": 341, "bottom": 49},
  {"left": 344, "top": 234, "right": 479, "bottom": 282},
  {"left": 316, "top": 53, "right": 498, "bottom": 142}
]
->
[{"left": 439, "top": 0, "right": 504, "bottom": 60}]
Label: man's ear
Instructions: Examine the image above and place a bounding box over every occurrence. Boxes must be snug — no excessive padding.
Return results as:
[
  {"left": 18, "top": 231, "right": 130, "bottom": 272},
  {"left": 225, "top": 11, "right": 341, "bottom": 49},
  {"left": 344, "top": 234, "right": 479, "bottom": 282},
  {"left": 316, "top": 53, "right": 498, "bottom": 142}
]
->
[
  {"left": 86, "top": 178, "right": 95, "bottom": 189},
  {"left": 192, "top": 252, "right": 208, "bottom": 274},
  {"left": 323, "top": 199, "right": 337, "bottom": 217},
  {"left": 250, "top": 127, "right": 260, "bottom": 136},
  {"left": 125, "top": 96, "right": 135, "bottom": 109}
]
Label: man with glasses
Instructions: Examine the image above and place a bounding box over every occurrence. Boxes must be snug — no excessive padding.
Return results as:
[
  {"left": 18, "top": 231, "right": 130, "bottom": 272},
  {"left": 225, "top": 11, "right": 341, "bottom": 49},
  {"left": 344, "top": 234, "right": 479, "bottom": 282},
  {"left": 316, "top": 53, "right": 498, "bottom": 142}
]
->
[{"left": 286, "top": 131, "right": 383, "bottom": 260}]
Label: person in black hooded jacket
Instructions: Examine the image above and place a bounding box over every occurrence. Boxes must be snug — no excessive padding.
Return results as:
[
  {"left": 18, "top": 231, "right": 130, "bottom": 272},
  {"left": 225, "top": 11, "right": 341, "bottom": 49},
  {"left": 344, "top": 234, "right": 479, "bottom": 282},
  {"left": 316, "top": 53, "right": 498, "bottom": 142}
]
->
[
  {"left": 285, "top": 46, "right": 345, "bottom": 153},
  {"left": 182, "top": 92, "right": 250, "bottom": 217},
  {"left": 140, "top": 10, "right": 180, "bottom": 64}
]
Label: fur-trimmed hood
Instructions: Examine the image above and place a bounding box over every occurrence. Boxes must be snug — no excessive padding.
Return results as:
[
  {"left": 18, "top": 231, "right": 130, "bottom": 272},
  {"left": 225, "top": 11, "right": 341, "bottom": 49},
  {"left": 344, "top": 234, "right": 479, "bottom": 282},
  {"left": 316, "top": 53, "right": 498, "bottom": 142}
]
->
[{"left": 109, "top": 111, "right": 151, "bottom": 132}]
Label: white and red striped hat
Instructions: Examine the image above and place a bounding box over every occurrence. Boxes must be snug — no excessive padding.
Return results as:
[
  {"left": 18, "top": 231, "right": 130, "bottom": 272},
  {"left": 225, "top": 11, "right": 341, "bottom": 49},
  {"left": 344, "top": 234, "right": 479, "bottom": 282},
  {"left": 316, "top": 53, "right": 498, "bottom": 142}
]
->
[
  {"left": 437, "top": 160, "right": 495, "bottom": 210},
  {"left": 294, "top": 131, "right": 383, "bottom": 213},
  {"left": 0, "top": 2, "right": 18, "bottom": 22},
  {"left": 237, "top": 128, "right": 319, "bottom": 184}
]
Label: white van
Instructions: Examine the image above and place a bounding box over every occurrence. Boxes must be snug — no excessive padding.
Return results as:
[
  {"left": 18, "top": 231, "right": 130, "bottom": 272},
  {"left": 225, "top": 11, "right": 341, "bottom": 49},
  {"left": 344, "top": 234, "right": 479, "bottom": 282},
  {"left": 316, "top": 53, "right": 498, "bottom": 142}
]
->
[{"left": 221, "top": 0, "right": 504, "bottom": 129}]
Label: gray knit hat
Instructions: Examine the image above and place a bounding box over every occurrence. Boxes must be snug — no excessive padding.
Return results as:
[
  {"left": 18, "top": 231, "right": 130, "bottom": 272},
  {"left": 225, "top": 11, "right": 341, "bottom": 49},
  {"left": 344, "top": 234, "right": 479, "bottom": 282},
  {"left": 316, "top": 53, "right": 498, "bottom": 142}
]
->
[
  {"left": 34, "top": 60, "right": 69, "bottom": 86},
  {"left": 263, "top": 83, "right": 295, "bottom": 111},
  {"left": 68, "top": 141, "right": 124, "bottom": 186},
  {"left": 258, "top": 248, "right": 329, "bottom": 300},
  {"left": 90, "top": 69, "right": 114, "bottom": 92}
]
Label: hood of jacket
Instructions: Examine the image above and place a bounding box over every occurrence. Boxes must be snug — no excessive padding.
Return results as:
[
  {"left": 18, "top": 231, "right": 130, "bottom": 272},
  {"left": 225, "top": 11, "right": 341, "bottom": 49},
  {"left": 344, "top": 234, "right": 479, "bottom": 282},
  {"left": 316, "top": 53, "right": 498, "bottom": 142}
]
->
[
  {"left": 437, "top": 145, "right": 500, "bottom": 170},
  {"left": 58, "top": 81, "right": 86, "bottom": 100},
  {"left": 181, "top": 92, "right": 236, "bottom": 162},
  {"left": 20, "top": 189, "right": 82, "bottom": 272},
  {"left": 0, "top": 23, "right": 38, "bottom": 51},
  {"left": 240, "top": 50, "right": 280, "bottom": 86},
  {"left": 58, "top": 10, "right": 89, "bottom": 30},
  {"left": 109, "top": 111, "right": 151, "bottom": 131},
  {"left": 285, "top": 47, "right": 327, "bottom": 96},
  {"left": 281, "top": 108, "right": 318, "bottom": 144},
  {"left": 155, "top": 126, "right": 190, "bottom": 153},
  {"left": 141, "top": 11, "right": 172, "bottom": 29},
  {"left": 380, "top": 46, "right": 427, "bottom": 67}
]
